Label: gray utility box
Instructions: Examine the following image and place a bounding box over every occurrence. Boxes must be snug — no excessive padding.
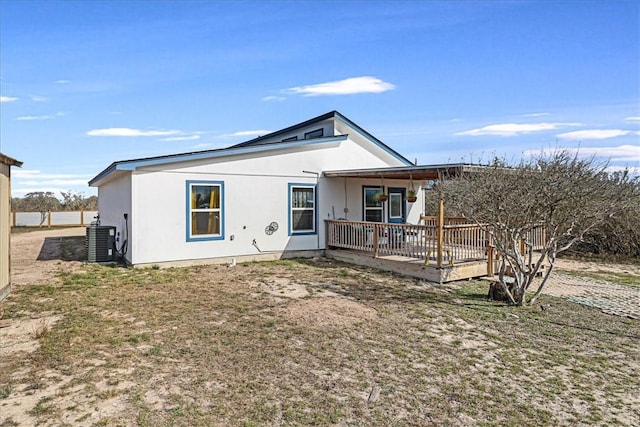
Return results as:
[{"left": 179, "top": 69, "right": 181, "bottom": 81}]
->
[{"left": 86, "top": 226, "right": 116, "bottom": 262}]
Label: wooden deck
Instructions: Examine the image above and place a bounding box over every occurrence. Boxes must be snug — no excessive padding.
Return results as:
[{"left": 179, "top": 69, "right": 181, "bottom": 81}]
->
[
  {"left": 325, "top": 218, "right": 546, "bottom": 283},
  {"left": 325, "top": 248, "right": 489, "bottom": 283}
]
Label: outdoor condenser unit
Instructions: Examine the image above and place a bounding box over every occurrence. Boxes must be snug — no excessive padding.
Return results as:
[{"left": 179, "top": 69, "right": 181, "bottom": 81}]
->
[{"left": 86, "top": 226, "right": 116, "bottom": 262}]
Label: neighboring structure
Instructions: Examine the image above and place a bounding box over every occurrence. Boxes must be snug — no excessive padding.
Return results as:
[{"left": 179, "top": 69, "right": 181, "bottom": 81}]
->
[
  {"left": 1, "top": 153, "right": 23, "bottom": 301},
  {"left": 89, "top": 111, "right": 428, "bottom": 267}
]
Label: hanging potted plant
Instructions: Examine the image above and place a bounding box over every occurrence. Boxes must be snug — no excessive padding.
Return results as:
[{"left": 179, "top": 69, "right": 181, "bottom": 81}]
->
[
  {"left": 407, "top": 175, "right": 418, "bottom": 203},
  {"left": 375, "top": 175, "right": 387, "bottom": 202},
  {"left": 374, "top": 192, "right": 388, "bottom": 203}
]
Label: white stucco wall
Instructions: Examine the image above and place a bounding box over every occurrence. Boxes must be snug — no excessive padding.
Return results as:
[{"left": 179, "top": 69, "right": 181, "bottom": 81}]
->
[
  {"left": 322, "top": 177, "right": 424, "bottom": 225},
  {"left": 96, "top": 124, "right": 419, "bottom": 266},
  {"left": 126, "top": 138, "right": 402, "bottom": 265},
  {"left": 97, "top": 173, "right": 132, "bottom": 263}
]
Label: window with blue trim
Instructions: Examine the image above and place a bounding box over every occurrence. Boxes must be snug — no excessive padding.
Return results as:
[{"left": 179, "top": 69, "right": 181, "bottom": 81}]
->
[
  {"left": 289, "top": 184, "right": 316, "bottom": 234},
  {"left": 187, "top": 181, "right": 224, "bottom": 241},
  {"left": 363, "top": 186, "right": 384, "bottom": 222}
]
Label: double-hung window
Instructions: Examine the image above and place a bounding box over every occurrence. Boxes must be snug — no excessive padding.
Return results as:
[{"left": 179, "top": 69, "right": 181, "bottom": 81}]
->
[
  {"left": 186, "top": 180, "right": 224, "bottom": 241},
  {"left": 363, "top": 186, "right": 383, "bottom": 222},
  {"left": 289, "top": 184, "right": 316, "bottom": 235}
]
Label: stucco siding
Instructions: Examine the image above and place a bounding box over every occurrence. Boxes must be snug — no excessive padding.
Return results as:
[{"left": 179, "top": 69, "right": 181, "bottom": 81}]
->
[
  {"left": 97, "top": 173, "right": 132, "bottom": 263},
  {"left": 113, "top": 137, "right": 407, "bottom": 265},
  {"left": 333, "top": 119, "right": 409, "bottom": 166},
  {"left": 131, "top": 170, "right": 319, "bottom": 264},
  {"left": 323, "top": 177, "right": 424, "bottom": 225},
  {"left": 94, "top": 114, "right": 419, "bottom": 266}
]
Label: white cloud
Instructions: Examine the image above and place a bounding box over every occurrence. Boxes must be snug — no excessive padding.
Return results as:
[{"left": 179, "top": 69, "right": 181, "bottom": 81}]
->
[
  {"left": 262, "top": 95, "right": 286, "bottom": 102},
  {"left": 624, "top": 116, "right": 640, "bottom": 122},
  {"left": 86, "top": 128, "right": 181, "bottom": 137},
  {"left": 13, "top": 170, "right": 92, "bottom": 180},
  {"left": 190, "top": 142, "right": 226, "bottom": 150},
  {"left": 456, "top": 122, "right": 580, "bottom": 137},
  {"left": 567, "top": 145, "right": 640, "bottom": 162},
  {"left": 524, "top": 145, "right": 640, "bottom": 162},
  {"left": 16, "top": 112, "right": 66, "bottom": 121},
  {"left": 30, "top": 95, "right": 48, "bottom": 102},
  {"left": 55, "top": 79, "right": 71, "bottom": 84},
  {"left": 605, "top": 165, "right": 640, "bottom": 174},
  {"left": 287, "top": 76, "right": 395, "bottom": 96},
  {"left": 11, "top": 170, "right": 94, "bottom": 193},
  {"left": 20, "top": 179, "right": 91, "bottom": 186},
  {"left": 521, "top": 112, "right": 550, "bottom": 117},
  {"left": 223, "top": 130, "right": 272, "bottom": 137},
  {"left": 1, "top": 96, "right": 18, "bottom": 103},
  {"left": 160, "top": 134, "right": 201, "bottom": 142},
  {"left": 556, "top": 129, "right": 635, "bottom": 140}
]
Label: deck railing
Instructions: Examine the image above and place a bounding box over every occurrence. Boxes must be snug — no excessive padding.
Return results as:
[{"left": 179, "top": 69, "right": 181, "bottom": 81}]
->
[
  {"left": 326, "top": 219, "right": 487, "bottom": 266},
  {"left": 326, "top": 219, "right": 546, "bottom": 269}
]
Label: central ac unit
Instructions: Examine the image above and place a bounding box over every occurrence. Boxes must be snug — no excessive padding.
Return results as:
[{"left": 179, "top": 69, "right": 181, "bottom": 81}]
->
[{"left": 86, "top": 226, "right": 116, "bottom": 262}]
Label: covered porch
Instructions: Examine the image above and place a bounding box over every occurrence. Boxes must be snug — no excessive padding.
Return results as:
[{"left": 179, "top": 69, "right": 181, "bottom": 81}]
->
[
  {"left": 321, "top": 164, "right": 545, "bottom": 283},
  {"left": 325, "top": 214, "right": 546, "bottom": 283}
]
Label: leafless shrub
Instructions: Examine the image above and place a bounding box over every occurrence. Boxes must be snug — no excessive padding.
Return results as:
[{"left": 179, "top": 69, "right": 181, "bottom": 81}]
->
[{"left": 437, "top": 150, "right": 640, "bottom": 306}]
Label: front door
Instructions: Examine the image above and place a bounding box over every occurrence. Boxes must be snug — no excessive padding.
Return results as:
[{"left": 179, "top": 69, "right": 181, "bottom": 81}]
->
[{"left": 388, "top": 187, "right": 406, "bottom": 224}]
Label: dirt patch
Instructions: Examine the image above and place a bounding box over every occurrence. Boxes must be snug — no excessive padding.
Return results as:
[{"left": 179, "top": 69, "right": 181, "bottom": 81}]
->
[
  {"left": 251, "top": 277, "right": 310, "bottom": 299},
  {"left": 0, "top": 315, "right": 61, "bottom": 358},
  {"left": 285, "top": 297, "right": 377, "bottom": 328},
  {"left": 10, "top": 227, "right": 86, "bottom": 286}
]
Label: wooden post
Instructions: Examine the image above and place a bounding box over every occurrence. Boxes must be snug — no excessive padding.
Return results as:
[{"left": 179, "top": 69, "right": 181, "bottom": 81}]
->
[
  {"left": 436, "top": 199, "right": 444, "bottom": 268},
  {"left": 80, "top": 209, "right": 84, "bottom": 226},
  {"left": 12, "top": 210, "right": 16, "bottom": 227},
  {"left": 373, "top": 224, "right": 379, "bottom": 258},
  {"left": 47, "top": 210, "right": 52, "bottom": 228},
  {"left": 487, "top": 246, "right": 494, "bottom": 276},
  {"left": 325, "top": 220, "right": 330, "bottom": 248}
]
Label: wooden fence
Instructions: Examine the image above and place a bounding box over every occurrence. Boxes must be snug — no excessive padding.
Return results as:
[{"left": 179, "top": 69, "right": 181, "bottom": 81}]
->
[{"left": 11, "top": 210, "right": 98, "bottom": 227}]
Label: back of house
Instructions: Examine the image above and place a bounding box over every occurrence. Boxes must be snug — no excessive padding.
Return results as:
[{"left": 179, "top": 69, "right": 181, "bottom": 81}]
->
[{"left": 89, "top": 111, "right": 425, "bottom": 267}]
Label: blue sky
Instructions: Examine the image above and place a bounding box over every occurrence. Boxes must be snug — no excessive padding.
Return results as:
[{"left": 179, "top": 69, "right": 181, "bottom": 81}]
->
[{"left": 1, "top": 0, "right": 638, "bottom": 198}]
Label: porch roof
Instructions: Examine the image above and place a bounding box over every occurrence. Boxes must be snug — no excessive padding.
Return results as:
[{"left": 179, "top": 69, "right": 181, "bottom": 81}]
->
[{"left": 322, "top": 163, "right": 485, "bottom": 180}]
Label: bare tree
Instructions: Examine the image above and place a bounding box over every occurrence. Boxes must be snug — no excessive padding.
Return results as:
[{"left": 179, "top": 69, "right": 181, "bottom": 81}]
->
[
  {"left": 60, "top": 190, "right": 97, "bottom": 210},
  {"left": 438, "top": 151, "right": 640, "bottom": 306},
  {"left": 21, "top": 192, "right": 61, "bottom": 225}
]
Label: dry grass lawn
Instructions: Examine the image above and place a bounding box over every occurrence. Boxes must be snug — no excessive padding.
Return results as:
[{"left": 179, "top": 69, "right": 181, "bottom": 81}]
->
[{"left": 1, "top": 235, "right": 639, "bottom": 426}]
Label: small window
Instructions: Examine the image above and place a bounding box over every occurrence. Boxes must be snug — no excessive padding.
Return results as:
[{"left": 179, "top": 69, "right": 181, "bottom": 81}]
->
[
  {"left": 304, "top": 128, "right": 324, "bottom": 139},
  {"left": 389, "top": 193, "right": 402, "bottom": 218},
  {"left": 282, "top": 135, "right": 298, "bottom": 142},
  {"left": 186, "top": 181, "right": 224, "bottom": 241},
  {"left": 363, "top": 186, "right": 383, "bottom": 222},
  {"left": 289, "top": 184, "right": 316, "bottom": 235}
]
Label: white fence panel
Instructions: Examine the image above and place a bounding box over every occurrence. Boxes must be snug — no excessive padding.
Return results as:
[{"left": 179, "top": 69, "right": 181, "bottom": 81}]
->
[
  {"left": 14, "top": 212, "right": 43, "bottom": 226},
  {"left": 13, "top": 211, "right": 98, "bottom": 227},
  {"left": 83, "top": 211, "right": 99, "bottom": 225}
]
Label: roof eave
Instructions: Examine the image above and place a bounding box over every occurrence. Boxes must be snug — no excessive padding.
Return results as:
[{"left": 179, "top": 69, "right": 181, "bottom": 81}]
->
[
  {"left": 230, "top": 111, "right": 338, "bottom": 148},
  {"left": 89, "top": 135, "right": 348, "bottom": 186},
  {"left": 322, "top": 163, "right": 483, "bottom": 180}
]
